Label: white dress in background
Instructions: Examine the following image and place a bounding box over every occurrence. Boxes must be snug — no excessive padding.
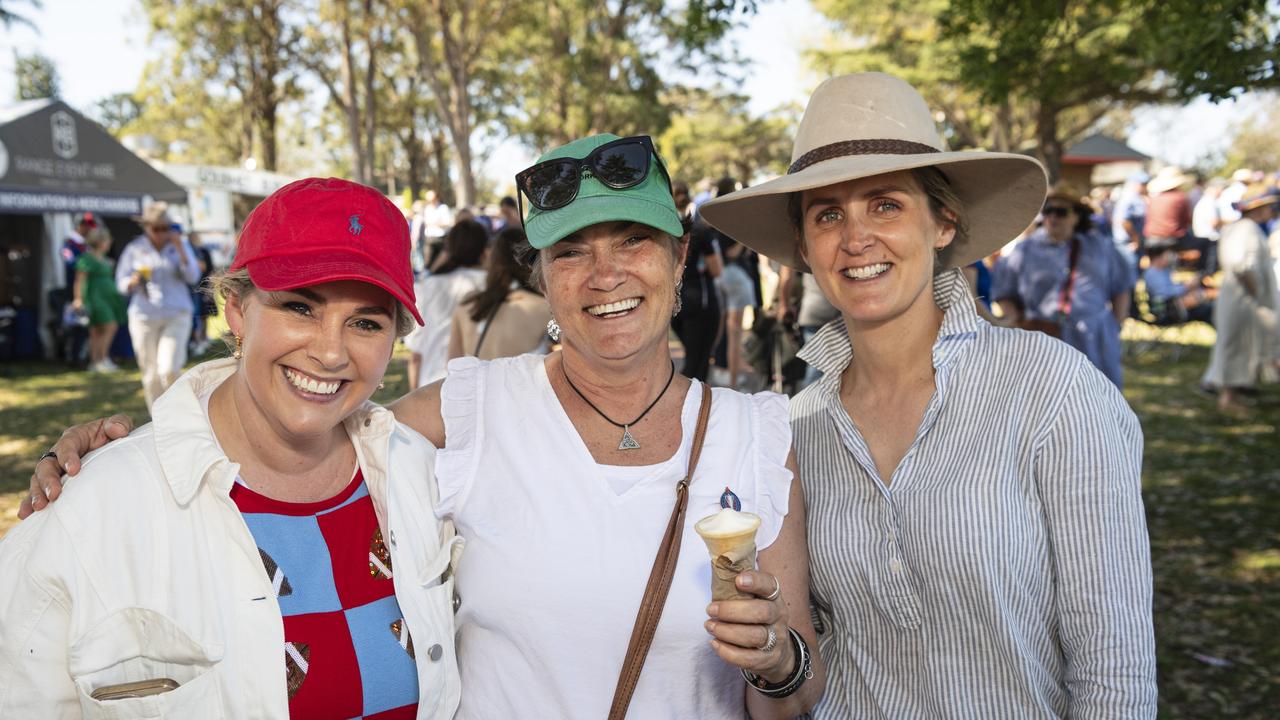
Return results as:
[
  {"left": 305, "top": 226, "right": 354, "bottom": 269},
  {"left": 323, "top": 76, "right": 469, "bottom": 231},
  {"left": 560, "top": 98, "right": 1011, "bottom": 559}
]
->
[
  {"left": 405, "top": 267, "right": 486, "bottom": 387},
  {"left": 1203, "top": 218, "right": 1279, "bottom": 389},
  {"left": 435, "top": 354, "right": 794, "bottom": 720}
]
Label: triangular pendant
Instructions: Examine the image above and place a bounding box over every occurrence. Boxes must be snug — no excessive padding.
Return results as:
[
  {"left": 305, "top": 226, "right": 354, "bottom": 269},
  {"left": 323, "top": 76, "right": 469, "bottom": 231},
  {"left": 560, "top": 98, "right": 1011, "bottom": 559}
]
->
[{"left": 618, "top": 425, "right": 641, "bottom": 450}]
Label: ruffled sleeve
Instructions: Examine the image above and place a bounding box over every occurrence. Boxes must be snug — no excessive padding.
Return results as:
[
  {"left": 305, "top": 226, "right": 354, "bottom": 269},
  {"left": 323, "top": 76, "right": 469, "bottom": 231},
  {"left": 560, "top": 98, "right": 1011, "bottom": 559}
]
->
[
  {"left": 750, "top": 390, "right": 794, "bottom": 551},
  {"left": 433, "top": 356, "right": 487, "bottom": 519}
]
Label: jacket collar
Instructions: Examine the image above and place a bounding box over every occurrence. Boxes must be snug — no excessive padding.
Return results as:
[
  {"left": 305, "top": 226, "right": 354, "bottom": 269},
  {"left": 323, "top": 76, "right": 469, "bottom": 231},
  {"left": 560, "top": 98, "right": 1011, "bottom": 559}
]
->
[
  {"left": 152, "top": 359, "right": 398, "bottom": 506},
  {"left": 796, "top": 267, "right": 982, "bottom": 380}
]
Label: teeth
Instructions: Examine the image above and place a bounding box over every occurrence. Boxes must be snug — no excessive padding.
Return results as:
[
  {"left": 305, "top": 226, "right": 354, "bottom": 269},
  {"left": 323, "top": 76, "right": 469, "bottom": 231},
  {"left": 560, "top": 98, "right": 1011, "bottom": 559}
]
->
[
  {"left": 843, "top": 263, "right": 891, "bottom": 280},
  {"left": 285, "top": 368, "right": 341, "bottom": 395},
  {"left": 587, "top": 298, "right": 641, "bottom": 316}
]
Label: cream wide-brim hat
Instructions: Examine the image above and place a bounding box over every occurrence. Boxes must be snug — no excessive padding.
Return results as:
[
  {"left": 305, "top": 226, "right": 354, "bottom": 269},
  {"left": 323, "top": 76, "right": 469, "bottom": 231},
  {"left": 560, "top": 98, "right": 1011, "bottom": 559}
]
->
[
  {"left": 1147, "top": 166, "right": 1193, "bottom": 195},
  {"left": 699, "top": 73, "right": 1048, "bottom": 271}
]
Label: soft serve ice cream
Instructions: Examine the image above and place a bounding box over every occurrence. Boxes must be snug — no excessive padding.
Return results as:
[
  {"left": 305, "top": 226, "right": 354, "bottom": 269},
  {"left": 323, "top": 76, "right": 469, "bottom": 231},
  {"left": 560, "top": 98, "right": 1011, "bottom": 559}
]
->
[{"left": 694, "top": 505, "right": 762, "bottom": 601}]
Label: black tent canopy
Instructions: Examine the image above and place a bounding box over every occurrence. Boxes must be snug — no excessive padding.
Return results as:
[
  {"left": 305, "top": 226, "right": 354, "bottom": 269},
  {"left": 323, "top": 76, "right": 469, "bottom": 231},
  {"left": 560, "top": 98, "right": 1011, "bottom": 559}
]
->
[{"left": 0, "top": 99, "right": 185, "bottom": 216}]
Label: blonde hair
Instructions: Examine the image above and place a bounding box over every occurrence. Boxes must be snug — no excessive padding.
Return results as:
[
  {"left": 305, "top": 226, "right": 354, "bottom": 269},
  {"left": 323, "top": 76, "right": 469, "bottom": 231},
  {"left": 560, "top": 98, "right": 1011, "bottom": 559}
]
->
[
  {"left": 86, "top": 227, "right": 113, "bottom": 251},
  {"left": 210, "top": 268, "right": 416, "bottom": 338}
]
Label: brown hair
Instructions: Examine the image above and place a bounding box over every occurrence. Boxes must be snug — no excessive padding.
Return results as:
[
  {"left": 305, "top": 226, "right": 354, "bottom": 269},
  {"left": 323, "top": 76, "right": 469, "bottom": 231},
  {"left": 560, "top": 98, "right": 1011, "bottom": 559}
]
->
[{"left": 210, "top": 268, "right": 416, "bottom": 339}]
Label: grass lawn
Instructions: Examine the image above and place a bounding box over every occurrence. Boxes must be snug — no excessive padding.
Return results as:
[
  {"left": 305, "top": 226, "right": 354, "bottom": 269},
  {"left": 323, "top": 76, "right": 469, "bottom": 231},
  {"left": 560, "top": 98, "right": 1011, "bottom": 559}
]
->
[{"left": 0, "top": 320, "right": 1276, "bottom": 716}]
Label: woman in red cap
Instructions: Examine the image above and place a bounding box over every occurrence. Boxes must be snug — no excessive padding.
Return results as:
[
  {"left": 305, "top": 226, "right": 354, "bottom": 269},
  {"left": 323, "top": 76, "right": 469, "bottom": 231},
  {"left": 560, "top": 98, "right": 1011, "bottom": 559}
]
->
[{"left": 1, "top": 178, "right": 460, "bottom": 719}]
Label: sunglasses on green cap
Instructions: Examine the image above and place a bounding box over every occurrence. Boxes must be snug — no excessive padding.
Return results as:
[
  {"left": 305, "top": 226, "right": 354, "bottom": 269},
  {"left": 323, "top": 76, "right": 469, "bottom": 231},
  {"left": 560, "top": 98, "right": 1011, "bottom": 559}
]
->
[{"left": 515, "top": 135, "right": 672, "bottom": 218}]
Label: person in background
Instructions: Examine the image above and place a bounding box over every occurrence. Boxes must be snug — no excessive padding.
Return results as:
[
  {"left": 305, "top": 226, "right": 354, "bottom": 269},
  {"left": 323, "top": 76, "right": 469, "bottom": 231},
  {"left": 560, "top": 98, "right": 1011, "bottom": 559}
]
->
[
  {"left": 187, "top": 230, "right": 217, "bottom": 356},
  {"left": 994, "top": 182, "right": 1132, "bottom": 388},
  {"left": 447, "top": 226, "right": 552, "bottom": 361},
  {"left": 673, "top": 194, "right": 725, "bottom": 381},
  {"left": 72, "top": 227, "right": 125, "bottom": 373},
  {"left": 1193, "top": 178, "right": 1227, "bottom": 275},
  {"left": 495, "top": 196, "right": 521, "bottom": 232},
  {"left": 405, "top": 218, "right": 488, "bottom": 387},
  {"left": 1202, "top": 184, "right": 1280, "bottom": 413},
  {"left": 1145, "top": 166, "right": 1203, "bottom": 272},
  {"left": 700, "top": 71, "right": 1155, "bottom": 719},
  {"left": 1142, "top": 239, "right": 1215, "bottom": 324},
  {"left": 776, "top": 265, "right": 839, "bottom": 390},
  {"left": 61, "top": 212, "right": 97, "bottom": 286},
  {"left": 1112, "top": 170, "right": 1149, "bottom": 275},
  {"left": 421, "top": 190, "right": 454, "bottom": 269},
  {"left": 1218, "top": 168, "right": 1253, "bottom": 224},
  {"left": 115, "top": 203, "right": 201, "bottom": 409}
]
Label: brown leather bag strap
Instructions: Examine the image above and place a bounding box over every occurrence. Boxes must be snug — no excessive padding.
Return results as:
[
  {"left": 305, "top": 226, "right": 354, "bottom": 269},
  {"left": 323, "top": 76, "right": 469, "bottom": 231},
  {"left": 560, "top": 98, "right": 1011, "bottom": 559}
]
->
[{"left": 607, "top": 383, "right": 713, "bottom": 720}]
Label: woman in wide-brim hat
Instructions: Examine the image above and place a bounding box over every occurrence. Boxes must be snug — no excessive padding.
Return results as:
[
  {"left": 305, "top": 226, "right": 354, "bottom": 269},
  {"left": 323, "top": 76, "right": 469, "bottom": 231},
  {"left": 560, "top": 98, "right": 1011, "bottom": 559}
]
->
[
  {"left": 701, "top": 72, "right": 1157, "bottom": 718},
  {"left": 1202, "top": 183, "right": 1280, "bottom": 412}
]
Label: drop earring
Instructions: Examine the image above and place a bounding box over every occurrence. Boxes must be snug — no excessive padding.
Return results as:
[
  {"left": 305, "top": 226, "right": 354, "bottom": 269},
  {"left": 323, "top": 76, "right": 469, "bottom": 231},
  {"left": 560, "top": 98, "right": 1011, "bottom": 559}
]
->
[
  {"left": 233, "top": 335, "right": 243, "bottom": 359},
  {"left": 546, "top": 318, "right": 561, "bottom": 343},
  {"left": 672, "top": 280, "right": 683, "bottom": 316}
]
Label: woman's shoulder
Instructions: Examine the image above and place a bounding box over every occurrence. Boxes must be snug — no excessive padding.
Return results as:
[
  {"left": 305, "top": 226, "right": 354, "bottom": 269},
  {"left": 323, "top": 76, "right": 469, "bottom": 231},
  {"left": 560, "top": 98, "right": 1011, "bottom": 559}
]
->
[{"left": 42, "top": 427, "right": 173, "bottom": 527}]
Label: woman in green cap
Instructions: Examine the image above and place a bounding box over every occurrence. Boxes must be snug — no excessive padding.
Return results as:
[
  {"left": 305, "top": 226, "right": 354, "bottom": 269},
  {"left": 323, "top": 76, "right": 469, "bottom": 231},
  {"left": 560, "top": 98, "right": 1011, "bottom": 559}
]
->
[{"left": 29, "top": 135, "right": 825, "bottom": 719}]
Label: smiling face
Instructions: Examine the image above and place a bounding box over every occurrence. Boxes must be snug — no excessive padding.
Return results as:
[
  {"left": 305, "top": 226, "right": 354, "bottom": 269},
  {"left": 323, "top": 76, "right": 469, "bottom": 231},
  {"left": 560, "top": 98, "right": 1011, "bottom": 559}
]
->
[
  {"left": 224, "top": 279, "right": 398, "bottom": 442},
  {"left": 797, "top": 170, "right": 956, "bottom": 328},
  {"left": 540, "top": 221, "right": 686, "bottom": 364}
]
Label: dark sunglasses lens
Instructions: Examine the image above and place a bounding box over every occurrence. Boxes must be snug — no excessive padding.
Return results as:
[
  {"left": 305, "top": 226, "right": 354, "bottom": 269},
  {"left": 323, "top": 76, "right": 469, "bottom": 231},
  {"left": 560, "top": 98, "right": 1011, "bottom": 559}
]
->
[
  {"left": 593, "top": 142, "right": 649, "bottom": 188},
  {"left": 525, "top": 160, "right": 579, "bottom": 209},
  {"left": 1043, "top": 206, "right": 1070, "bottom": 218}
]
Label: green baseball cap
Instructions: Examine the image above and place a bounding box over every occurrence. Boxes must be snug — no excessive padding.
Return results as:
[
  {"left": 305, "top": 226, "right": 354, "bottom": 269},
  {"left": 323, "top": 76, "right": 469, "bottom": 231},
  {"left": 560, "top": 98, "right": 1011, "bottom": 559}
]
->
[{"left": 521, "top": 133, "right": 684, "bottom": 249}]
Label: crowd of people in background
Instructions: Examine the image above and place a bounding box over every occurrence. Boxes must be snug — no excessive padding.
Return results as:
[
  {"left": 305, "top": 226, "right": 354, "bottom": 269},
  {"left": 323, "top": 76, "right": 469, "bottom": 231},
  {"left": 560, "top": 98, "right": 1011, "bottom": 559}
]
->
[{"left": 55, "top": 161, "right": 1280, "bottom": 416}]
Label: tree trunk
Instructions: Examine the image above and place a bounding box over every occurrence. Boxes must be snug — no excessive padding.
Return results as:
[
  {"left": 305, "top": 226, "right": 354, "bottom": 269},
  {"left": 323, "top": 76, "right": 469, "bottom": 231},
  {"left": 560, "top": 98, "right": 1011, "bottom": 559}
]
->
[{"left": 1036, "top": 102, "right": 1063, "bottom": 184}]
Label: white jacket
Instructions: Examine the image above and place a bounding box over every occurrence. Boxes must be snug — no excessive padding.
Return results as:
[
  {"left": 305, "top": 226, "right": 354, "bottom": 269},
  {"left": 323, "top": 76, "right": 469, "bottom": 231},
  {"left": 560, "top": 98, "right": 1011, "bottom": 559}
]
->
[{"left": 0, "top": 359, "right": 462, "bottom": 719}]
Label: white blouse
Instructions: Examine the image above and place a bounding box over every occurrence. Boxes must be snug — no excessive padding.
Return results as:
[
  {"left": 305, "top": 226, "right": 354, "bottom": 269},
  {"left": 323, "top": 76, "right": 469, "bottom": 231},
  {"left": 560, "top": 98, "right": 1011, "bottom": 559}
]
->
[{"left": 435, "top": 354, "right": 794, "bottom": 719}]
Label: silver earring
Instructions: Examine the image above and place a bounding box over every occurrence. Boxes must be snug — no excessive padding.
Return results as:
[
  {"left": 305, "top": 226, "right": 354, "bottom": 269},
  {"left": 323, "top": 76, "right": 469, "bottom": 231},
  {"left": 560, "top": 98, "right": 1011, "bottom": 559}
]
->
[
  {"left": 547, "top": 318, "right": 561, "bottom": 342},
  {"left": 673, "top": 280, "right": 683, "bottom": 316},
  {"left": 378, "top": 380, "right": 385, "bottom": 389}
]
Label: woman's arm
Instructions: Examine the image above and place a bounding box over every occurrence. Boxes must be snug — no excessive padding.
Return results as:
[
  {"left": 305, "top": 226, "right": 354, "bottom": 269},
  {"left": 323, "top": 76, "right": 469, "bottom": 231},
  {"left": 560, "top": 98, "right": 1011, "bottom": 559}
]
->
[
  {"left": 388, "top": 380, "right": 446, "bottom": 448},
  {"left": 447, "top": 312, "right": 465, "bottom": 361},
  {"left": 72, "top": 269, "right": 88, "bottom": 309},
  {"left": 706, "top": 452, "right": 826, "bottom": 718},
  {"left": 21, "top": 415, "right": 135, "bottom": 518},
  {"left": 1037, "top": 363, "right": 1157, "bottom": 718}
]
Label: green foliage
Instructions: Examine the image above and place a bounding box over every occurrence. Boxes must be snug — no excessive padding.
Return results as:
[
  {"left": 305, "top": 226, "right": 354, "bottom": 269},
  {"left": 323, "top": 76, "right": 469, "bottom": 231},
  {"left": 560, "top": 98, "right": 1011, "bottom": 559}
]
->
[
  {"left": 1221, "top": 95, "right": 1280, "bottom": 175},
  {"left": 91, "top": 93, "right": 142, "bottom": 135},
  {"left": 658, "top": 86, "right": 794, "bottom": 185},
  {"left": 810, "top": 0, "right": 1279, "bottom": 180},
  {"left": 14, "top": 51, "right": 58, "bottom": 100},
  {"left": 136, "top": 0, "right": 295, "bottom": 170},
  {"left": 502, "top": 0, "right": 757, "bottom": 150}
]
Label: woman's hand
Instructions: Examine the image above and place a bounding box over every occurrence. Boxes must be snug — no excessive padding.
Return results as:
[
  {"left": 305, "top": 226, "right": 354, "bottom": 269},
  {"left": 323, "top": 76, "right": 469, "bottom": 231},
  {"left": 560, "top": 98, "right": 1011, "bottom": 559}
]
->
[
  {"left": 704, "top": 570, "right": 796, "bottom": 684},
  {"left": 19, "top": 415, "right": 135, "bottom": 519}
]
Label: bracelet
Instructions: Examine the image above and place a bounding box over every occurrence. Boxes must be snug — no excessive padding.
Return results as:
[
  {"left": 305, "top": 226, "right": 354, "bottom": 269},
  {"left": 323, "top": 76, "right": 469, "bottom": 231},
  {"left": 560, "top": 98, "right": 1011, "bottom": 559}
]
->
[{"left": 741, "top": 627, "right": 813, "bottom": 699}]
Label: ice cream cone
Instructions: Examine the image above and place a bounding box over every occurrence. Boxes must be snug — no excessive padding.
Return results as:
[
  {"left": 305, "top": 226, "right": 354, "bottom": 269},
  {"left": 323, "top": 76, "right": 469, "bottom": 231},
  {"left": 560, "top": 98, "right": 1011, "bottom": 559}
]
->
[{"left": 695, "top": 508, "right": 762, "bottom": 601}]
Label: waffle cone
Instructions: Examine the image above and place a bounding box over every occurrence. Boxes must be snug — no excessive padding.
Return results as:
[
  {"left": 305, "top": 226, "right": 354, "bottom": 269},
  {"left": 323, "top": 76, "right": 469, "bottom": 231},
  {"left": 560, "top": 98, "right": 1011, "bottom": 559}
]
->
[{"left": 695, "top": 512, "right": 761, "bottom": 601}]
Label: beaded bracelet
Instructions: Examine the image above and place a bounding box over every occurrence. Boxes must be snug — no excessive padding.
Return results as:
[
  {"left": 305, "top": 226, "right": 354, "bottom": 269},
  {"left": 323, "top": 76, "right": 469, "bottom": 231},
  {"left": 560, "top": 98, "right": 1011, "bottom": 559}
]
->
[{"left": 741, "top": 627, "right": 813, "bottom": 699}]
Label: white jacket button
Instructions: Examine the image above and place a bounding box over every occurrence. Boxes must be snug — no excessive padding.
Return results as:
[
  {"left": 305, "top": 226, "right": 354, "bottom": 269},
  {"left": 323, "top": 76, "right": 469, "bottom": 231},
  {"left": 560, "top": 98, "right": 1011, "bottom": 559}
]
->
[
  {"left": 389, "top": 530, "right": 396, "bottom": 548},
  {"left": 428, "top": 644, "right": 443, "bottom": 661}
]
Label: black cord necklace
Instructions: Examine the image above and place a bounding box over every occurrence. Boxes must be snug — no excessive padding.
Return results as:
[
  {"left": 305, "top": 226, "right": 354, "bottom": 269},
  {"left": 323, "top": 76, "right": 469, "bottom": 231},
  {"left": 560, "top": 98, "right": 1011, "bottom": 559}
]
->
[{"left": 562, "top": 358, "right": 676, "bottom": 450}]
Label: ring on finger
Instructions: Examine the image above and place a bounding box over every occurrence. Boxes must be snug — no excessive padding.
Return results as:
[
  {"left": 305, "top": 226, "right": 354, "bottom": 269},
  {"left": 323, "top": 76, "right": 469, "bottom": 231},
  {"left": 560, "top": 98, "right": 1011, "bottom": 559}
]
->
[
  {"left": 763, "top": 578, "right": 782, "bottom": 602},
  {"left": 757, "top": 626, "right": 777, "bottom": 653},
  {"left": 38, "top": 450, "right": 58, "bottom": 464}
]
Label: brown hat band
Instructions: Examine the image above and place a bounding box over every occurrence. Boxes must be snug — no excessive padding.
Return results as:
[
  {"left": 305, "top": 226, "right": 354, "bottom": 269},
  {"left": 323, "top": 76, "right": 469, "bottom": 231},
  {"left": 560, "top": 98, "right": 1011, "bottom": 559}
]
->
[{"left": 788, "top": 139, "right": 940, "bottom": 175}]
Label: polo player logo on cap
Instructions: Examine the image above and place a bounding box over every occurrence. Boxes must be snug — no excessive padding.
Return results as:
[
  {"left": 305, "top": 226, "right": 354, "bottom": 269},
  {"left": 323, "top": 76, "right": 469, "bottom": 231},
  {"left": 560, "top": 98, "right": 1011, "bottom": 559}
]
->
[{"left": 349, "top": 214, "right": 363, "bottom": 236}]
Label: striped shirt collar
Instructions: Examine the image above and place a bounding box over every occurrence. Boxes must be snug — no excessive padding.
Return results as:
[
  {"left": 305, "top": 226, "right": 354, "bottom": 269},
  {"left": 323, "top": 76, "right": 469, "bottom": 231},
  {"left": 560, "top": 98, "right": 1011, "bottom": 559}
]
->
[{"left": 796, "top": 267, "right": 982, "bottom": 379}]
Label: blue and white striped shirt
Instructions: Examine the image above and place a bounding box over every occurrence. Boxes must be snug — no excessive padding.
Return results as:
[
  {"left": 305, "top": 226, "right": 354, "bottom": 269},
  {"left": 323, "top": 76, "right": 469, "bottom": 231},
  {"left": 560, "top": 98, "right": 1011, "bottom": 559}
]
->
[{"left": 794, "top": 268, "right": 1156, "bottom": 719}]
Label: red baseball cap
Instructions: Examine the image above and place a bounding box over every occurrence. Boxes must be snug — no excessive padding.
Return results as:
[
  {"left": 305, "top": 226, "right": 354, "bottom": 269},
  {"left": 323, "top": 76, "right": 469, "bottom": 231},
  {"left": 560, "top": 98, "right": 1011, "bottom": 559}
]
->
[{"left": 232, "top": 177, "right": 423, "bottom": 325}]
